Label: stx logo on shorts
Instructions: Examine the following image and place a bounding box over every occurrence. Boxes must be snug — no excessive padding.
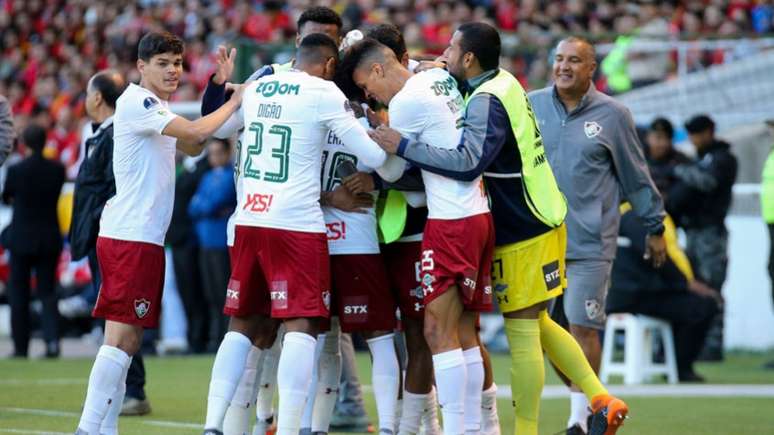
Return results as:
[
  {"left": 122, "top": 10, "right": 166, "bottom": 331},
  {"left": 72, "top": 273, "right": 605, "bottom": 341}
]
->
[
  {"left": 542, "top": 261, "right": 561, "bottom": 291},
  {"left": 243, "top": 193, "right": 274, "bottom": 213},
  {"left": 270, "top": 280, "right": 288, "bottom": 310},
  {"left": 226, "top": 279, "right": 241, "bottom": 309},
  {"left": 463, "top": 277, "right": 477, "bottom": 290},
  {"left": 343, "top": 305, "right": 368, "bottom": 314},
  {"left": 326, "top": 221, "right": 347, "bottom": 241},
  {"left": 342, "top": 296, "right": 368, "bottom": 322},
  {"left": 134, "top": 298, "right": 150, "bottom": 319}
]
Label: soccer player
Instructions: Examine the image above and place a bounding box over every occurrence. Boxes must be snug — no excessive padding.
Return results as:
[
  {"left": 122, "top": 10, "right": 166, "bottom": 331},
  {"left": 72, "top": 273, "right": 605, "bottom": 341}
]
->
[
  {"left": 74, "top": 31, "right": 245, "bottom": 435},
  {"left": 368, "top": 23, "right": 630, "bottom": 435},
  {"left": 201, "top": 34, "right": 403, "bottom": 435},
  {"left": 343, "top": 39, "right": 494, "bottom": 435}
]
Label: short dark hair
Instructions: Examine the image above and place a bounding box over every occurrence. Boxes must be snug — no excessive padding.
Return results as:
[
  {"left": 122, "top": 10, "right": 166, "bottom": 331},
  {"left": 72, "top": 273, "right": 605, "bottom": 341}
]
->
[
  {"left": 649, "top": 117, "right": 674, "bottom": 139},
  {"left": 138, "top": 31, "right": 184, "bottom": 62},
  {"left": 340, "top": 38, "right": 389, "bottom": 71},
  {"left": 685, "top": 114, "right": 715, "bottom": 134},
  {"left": 297, "top": 6, "right": 342, "bottom": 32},
  {"left": 22, "top": 123, "right": 47, "bottom": 154},
  {"left": 90, "top": 71, "right": 126, "bottom": 109},
  {"left": 296, "top": 33, "right": 340, "bottom": 65},
  {"left": 366, "top": 24, "right": 407, "bottom": 60},
  {"left": 559, "top": 36, "right": 597, "bottom": 60},
  {"left": 457, "top": 22, "right": 501, "bottom": 71}
]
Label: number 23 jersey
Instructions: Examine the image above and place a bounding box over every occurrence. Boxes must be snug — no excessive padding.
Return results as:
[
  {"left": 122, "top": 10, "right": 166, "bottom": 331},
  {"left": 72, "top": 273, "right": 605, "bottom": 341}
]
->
[{"left": 233, "top": 70, "right": 387, "bottom": 233}]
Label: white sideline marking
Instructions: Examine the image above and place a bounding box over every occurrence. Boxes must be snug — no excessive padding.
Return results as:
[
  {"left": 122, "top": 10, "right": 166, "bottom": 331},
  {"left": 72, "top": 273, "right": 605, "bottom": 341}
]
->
[
  {"left": 496, "top": 384, "right": 774, "bottom": 399},
  {"left": 0, "top": 430, "right": 71, "bottom": 435},
  {"left": 0, "top": 407, "right": 200, "bottom": 430},
  {"left": 0, "top": 378, "right": 84, "bottom": 386}
]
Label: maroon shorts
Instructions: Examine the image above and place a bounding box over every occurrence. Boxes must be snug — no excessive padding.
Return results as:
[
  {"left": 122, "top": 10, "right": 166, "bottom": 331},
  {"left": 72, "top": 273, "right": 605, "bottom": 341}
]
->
[
  {"left": 382, "top": 241, "right": 425, "bottom": 320},
  {"left": 92, "top": 237, "right": 165, "bottom": 328},
  {"left": 331, "top": 254, "right": 397, "bottom": 333},
  {"left": 421, "top": 213, "right": 495, "bottom": 312},
  {"left": 224, "top": 225, "right": 330, "bottom": 319}
]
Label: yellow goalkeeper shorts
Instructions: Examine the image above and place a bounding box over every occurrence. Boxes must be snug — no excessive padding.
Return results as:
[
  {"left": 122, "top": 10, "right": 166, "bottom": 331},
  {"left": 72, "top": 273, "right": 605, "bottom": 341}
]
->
[{"left": 491, "top": 224, "right": 567, "bottom": 313}]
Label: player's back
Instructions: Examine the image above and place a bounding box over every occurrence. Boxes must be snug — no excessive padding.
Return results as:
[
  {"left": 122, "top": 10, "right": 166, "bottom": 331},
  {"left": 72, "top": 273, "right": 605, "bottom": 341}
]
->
[
  {"left": 389, "top": 68, "right": 489, "bottom": 220},
  {"left": 234, "top": 70, "right": 337, "bottom": 233}
]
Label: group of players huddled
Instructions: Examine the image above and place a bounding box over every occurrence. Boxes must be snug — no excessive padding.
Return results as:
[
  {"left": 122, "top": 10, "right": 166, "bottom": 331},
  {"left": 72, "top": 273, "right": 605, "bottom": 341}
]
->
[{"left": 74, "top": 6, "right": 630, "bottom": 435}]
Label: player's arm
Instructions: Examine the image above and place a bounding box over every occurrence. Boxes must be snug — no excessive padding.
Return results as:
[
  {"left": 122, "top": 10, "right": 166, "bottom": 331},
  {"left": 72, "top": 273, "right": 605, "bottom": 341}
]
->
[
  {"left": 372, "top": 93, "right": 508, "bottom": 182},
  {"left": 318, "top": 89, "right": 404, "bottom": 179},
  {"left": 201, "top": 46, "right": 274, "bottom": 116},
  {"left": 608, "top": 107, "right": 666, "bottom": 235},
  {"left": 164, "top": 86, "right": 245, "bottom": 156}
]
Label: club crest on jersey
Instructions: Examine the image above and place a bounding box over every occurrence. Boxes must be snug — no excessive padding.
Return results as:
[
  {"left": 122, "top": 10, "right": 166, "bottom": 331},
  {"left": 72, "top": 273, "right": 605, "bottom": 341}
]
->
[
  {"left": 584, "top": 121, "right": 603, "bottom": 139},
  {"left": 134, "top": 298, "right": 151, "bottom": 319},
  {"left": 143, "top": 97, "right": 159, "bottom": 110}
]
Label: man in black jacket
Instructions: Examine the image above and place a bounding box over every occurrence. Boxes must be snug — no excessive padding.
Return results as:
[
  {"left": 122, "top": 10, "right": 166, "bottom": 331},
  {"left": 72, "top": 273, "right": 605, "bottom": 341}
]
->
[
  {"left": 668, "top": 114, "right": 738, "bottom": 361},
  {"left": 607, "top": 206, "right": 720, "bottom": 381},
  {"left": 2, "top": 124, "right": 64, "bottom": 358},
  {"left": 70, "top": 70, "right": 151, "bottom": 417}
]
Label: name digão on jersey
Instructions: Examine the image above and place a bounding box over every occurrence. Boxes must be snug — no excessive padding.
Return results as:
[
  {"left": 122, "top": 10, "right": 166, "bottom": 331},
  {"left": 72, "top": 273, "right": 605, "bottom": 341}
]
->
[{"left": 253, "top": 80, "right": 301, "bottom": 120}]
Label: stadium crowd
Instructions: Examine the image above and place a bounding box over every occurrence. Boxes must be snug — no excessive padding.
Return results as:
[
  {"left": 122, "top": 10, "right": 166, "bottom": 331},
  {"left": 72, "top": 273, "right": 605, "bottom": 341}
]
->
[{"left": 2, "top": 0, "right": 774, "bottom": 175}]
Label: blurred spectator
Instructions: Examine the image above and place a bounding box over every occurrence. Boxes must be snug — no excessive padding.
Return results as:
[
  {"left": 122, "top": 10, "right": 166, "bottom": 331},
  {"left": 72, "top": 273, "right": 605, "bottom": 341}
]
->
[
  {"left": 1, "top": 123, "right": 65, "bottom": 358},
  {"left": 668, "top": 114, "right": 738, "bottom": 361},
  {"left": 167, "top": 153, "right": 210, "bottom": 353},
  {"left": 762, "top": 118, "right": 774, "bottom": 370},
  {"left": 644, "top": 117, "right": 691, "bottom": 198},
  {"left": 606, "top": 203, "right": 720, "bottom": 382},
  {"left": 0, "top": 94, "right": 13, "bottom": 166},
  {"left": 188, "top": 138, "right": 235, "bottom": 351}
]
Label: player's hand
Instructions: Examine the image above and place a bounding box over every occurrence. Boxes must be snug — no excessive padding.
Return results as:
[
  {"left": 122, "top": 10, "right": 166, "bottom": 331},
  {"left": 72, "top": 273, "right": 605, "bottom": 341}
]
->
[
  {"left": 329, "top": 185, "right": 373, "bottom": 213},
  {"left": 229, "top": 83, "right": 246, "bottom": 106},
  {"left": 643, "top": 234, "right": 667, "bottom": 268},
  {"left": 343, "top": 171, "right": 375, "bottom": 195},
  {"left": 213, "top": 45, "right": 236, "bottom": 85},
  {"left": 688, "top": 280, "right": 724, "bottom": 305},
  {"left": 368, "top": 125, "right": 402, "bottom": 154},
  {"left": 365, "top": 107, "right": 383, "bottom": 128},
  {"left": 415, "top": 60, "right": 446, "bottom": 73}
]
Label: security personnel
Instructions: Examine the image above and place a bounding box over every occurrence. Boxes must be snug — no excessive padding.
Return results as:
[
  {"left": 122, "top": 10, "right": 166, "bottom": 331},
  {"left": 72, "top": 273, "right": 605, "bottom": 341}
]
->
[{"left": 369, "top": 22, "right": 627, "bottom": 435}]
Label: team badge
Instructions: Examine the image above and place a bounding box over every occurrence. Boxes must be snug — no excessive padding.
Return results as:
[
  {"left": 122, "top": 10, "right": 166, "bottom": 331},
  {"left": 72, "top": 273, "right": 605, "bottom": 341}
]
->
[
  {"left": 584, "top": 121, "right": 603, "bottom": 139},
  {"left": 143, "top": 97, "right": 159, "bottom": 110},
  {"left": 585, "top": 299, "right": 601, "bottom": 320},
  {"left": 134, "top": 298, "right": 151, "bottom": 319}
]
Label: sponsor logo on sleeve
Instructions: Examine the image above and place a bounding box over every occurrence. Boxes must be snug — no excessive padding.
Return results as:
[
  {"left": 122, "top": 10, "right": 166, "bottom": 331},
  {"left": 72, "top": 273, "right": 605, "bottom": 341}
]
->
[{"left": 143, "top": 96, "right": 159, "bottom": 110}]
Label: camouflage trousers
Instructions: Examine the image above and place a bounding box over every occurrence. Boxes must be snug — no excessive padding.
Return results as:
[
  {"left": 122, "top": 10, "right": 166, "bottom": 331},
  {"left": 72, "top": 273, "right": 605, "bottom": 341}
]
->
[{"left": 685, "top": 226, "right": 728, "bottom": 360}]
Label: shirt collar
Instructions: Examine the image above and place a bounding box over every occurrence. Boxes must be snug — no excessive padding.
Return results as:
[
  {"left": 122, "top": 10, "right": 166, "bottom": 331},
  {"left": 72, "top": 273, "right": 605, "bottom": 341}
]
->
[
  {"left": 97, "top": 115, "right": 114, "bottom": 132},
  {"left": 461, "top": 69, "right": 499, "bottom": 96},
  {"left": 551, "top": 82, "right": 598, "bottom": 114}
]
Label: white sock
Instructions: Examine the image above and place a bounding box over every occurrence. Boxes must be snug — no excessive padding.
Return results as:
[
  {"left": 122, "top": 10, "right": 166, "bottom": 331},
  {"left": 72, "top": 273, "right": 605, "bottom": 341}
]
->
[
  {"left": 367, "top": 333, "right": 400, "bottom": 432},
  {"left": 300, "top": 333, "right": 326, "bottom": 430},
  {"left": 432, "top": 349, "right": 466, "bottom": 435},
  {"left": 421, "top": 387, "right": 441, "bottom": 435},
  {"left": 312, "top": 325, "right": 342, "bottom": 432},
  {"left": 224, "top": 346, "right": 263, "bottom": 435},
  {"left": 99, "top": 356, "right": 132, "bottom": 435},
  {"left": 205, "top": 331, "right": 253, "bottom": 431},
  {"left": 462, "top": 347, "right": 484, "bottom": 434},
  {"left": 568, "top": 391, "right": 591, "bottom": 431},
  {"left": 399, "top": 391, "right": 429, "bottom": 435},
  {"left": 480, "top": 383, "right": 500, "bottom": 435},
  {"left": 78, "top": 345, "right": 131, "bottom": 434},
  {"left": 256, "top": 333, "right": 282, "bottom": 422},
  {"left": 276, "top": 332, "right": 316, "bottom": 435}
]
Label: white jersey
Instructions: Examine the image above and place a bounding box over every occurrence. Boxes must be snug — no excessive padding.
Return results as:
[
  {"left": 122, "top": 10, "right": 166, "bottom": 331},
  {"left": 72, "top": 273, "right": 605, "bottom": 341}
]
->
[
  {"left": 100, "top": 83, "right": 178, "bottom": 246},
  {"left": 232, "top": 70, "right": 389, "bottom": 233},
  {"left": 388, "top": 68, "right": 489, "bottom": 220},
  {"left": 322, "top": 118, "right": 379, "bottom": 255}
]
